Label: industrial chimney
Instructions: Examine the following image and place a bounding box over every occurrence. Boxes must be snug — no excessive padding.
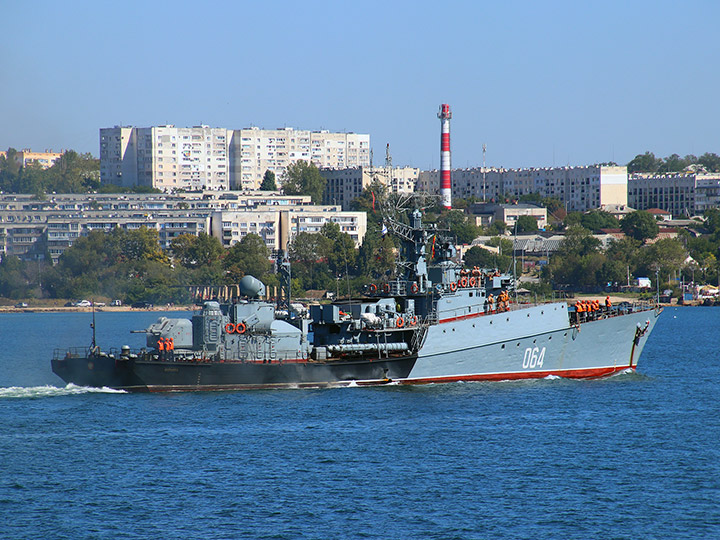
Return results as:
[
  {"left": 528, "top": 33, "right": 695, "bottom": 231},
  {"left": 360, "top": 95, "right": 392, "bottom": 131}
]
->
[{"left": 438, "top": 104, "right": 452, "bottom": 209}]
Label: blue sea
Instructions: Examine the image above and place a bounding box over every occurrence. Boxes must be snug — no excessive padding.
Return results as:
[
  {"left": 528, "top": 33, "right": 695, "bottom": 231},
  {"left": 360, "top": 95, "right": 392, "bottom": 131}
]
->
[{"left": 1, "top": 307, "right": 718, "bottom": 539}]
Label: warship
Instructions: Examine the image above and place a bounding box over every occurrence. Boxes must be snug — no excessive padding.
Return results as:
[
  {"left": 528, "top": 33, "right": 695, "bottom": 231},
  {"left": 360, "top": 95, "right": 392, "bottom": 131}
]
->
[{"left": 52, "top": 206, "right": 662, "bottom": 392}]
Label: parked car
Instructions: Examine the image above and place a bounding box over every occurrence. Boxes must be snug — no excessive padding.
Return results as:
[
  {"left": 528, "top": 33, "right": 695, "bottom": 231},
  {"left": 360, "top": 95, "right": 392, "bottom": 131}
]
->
[
  {"left": 14, "top": 302, "right": 28, "bottom": 308},
  {"left": 131, "top": 301, "right": 153, "bottom": 309},
  {"left": 75, "top": 300, "right": 92, "bottom": 307},
  {"left": 110, "top": 299, "right": 123, "bottom": 306}
]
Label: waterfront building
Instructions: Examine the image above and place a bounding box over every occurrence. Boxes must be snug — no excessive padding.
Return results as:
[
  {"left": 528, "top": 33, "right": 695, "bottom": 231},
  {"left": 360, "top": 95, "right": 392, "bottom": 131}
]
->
[
  {"left": 417, "top": 165, "right": 628, "bottom": 212},
  {"left": 0, "top": 149, "right": 64, "bottom": 169},
  {"left": 0, "top": 191, "right": 364, "bottom": 263},
  {"left": 228, "top": 127, "right": 371, "bottom": 190},
  {"left": 320, "top": 166, "right": 419, "bottom": 210}
]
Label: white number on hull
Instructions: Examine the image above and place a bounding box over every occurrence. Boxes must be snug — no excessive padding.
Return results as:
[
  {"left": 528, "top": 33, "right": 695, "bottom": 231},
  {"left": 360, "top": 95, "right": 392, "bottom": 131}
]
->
[{"left": 522, "top": 347, "right": 545, "bottom": 369}]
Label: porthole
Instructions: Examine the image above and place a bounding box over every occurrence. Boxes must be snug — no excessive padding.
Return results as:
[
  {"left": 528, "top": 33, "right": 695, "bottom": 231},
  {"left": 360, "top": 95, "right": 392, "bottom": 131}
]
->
[
  {"left": 501, "top": 344, "right": 505, "bottom": 349},
  {"left": 516, "top": 342, "right": 520, "bottom": 347}
]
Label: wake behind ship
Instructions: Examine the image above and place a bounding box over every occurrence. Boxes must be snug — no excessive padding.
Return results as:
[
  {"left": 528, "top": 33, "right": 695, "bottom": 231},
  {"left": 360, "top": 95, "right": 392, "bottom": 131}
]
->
[{"left": 52, "top": 207, "right": 661, "bottom": 392}]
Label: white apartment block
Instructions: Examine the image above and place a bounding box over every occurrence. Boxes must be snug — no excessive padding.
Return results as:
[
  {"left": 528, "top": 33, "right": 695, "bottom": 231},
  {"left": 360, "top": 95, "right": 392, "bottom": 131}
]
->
[
  {"left": 211, "top": 206, "right": 367, "bottom": 250},
  {"left": 228, "top": 127, "right": 371, "bottom": 190},
  {"left": 320, "top": 166, "right": 420, "bottom": 210},
  {"left": 417, "top": 165, "right": 628, "bottom": 212},
  {"left": 100, "top": 125, "right": 229, "bottom": 191},
  {"left": 0, "top": 192, "right": 365, "bottom": 263},
  {"left": 628, "top": 172, "right": 720, "bottom": 217}
]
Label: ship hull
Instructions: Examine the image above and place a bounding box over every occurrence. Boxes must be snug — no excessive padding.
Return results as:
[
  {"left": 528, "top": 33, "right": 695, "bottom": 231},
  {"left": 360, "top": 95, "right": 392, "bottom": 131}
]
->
[
  {"left": 406, "top": 303, "right": 661, "bottom": 383},
  {"left": 51, "top": 354, "right": 417, "bottom": 392}
]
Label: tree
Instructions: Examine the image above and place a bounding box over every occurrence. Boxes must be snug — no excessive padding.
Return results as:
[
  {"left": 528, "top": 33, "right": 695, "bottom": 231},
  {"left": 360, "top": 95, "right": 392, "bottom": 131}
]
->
[
  {"left": 170, "top": 233, "right": 224, "bottom": 269},
  {"left": 515, "top": 215, "right": 538, "bottom": 233},
  {"left": 463, "top": 245, "right": 510, "bottom": 271},
  {"left": 485, "top": 220, "right": 506, "bottom": 236},
  {"left": 439, "top": 210, "right": 481, "bottom": 244},
  {"left": 224, "top": 234, "right": 271, "bottom": 281},
  {"left": 621, "top": 211, "right": 659, "bottom": 243},
  {"left": 260, "top": 170, "right": 277, "bottom": 191},
  {"left": 627, "top": 151, "right": 660, "bottom": 173},
  {"left": 580, "top": 210, "right": 620, "bottom": 232},
  {"left": 282, "top": 160, "right": 326, "bottom": 203},
  {"left": 698, "top": 153, "right": 720, "bottom": 173}
]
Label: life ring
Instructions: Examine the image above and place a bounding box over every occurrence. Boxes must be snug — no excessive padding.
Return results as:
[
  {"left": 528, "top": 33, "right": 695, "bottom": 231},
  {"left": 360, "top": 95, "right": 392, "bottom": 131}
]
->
[
  {"left": 410, "top": 316, "right": 418, "bottom": 326},
  {"left": 411, "top": 282, "right": 419, "bottom": 293},
  {"left": 369, "top": 283, "right": 377, "bottom": 293},
  {"left": 383, "top": 283, "right": 390, "bottom": 293},
  {"left": 225, "top": 323, "right": 236, "bottom": 334},
  {"left": 450, "top": 282, "right": 458, "bottom": 292},
  {"left": 235, "top": 322, "right": 247, "bottom": 334},
  {"left": 469, "top": 277, "right": 477, "bottom": 287},
  {"left": 396, "top": 317, "right": 405, "bottom": 328},
  {"left": 460, "top": 277, "right": 468, "bottom": 288}
]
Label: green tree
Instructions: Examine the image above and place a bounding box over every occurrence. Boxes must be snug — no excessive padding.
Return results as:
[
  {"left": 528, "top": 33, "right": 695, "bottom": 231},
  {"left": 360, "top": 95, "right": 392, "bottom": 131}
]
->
[
  {"left": 515, "top": 215, "right": 538, "bottom": 233},
  {"left": 485, "top": 220, "right": 506, "bottom": 236},
  {"left": 224, "top": 234, "right": 271, "bottom": 281},
  {"left": 260, "top": 170, "right": 277, "bottom": 191},
  {"left": 698, "top": 153, "right": 720, "bottom": 173},
  {"left": 282, "top": 160, "right": 326, "bottom": 203},
  {"left": 463, "top": 245, "right": 510, "bottom": 271},
  {"left": 580, "top": 210, "right": 620, "bottom": 232},
  {"left": 170, "top": 233, "right": 224, "bottom": 269},
  {"left": 621, "top": 210, "right": 659, "bottom": 243},
  {"left": 627, "top": 151, "right": 661, "bottom": 173}
]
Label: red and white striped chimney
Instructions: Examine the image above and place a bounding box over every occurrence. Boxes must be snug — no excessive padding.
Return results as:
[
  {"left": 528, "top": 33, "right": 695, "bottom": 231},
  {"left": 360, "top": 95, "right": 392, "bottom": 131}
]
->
[{"left": 438, "top": 103, "right": 452, "bottom": 209}]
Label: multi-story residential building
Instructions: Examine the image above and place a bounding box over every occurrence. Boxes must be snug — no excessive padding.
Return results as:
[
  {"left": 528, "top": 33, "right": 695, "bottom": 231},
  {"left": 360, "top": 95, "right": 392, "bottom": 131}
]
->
[
  {"left": 417, "top": 165, "right": 628, "bottom": 212},
  {"left": 228, "top": 127, "right": 371, "bottom": 190},
  {"left": 0, "top": 149, "right": 64, "bottom": 169},
  {"left": 628, "top": 172, "right": 720, "bottom": 217},
  {"left": 211, "top": 206, "right": 367, "bottom": 250},
  {"left": 0, "top": 191, "right": 365, "bottom": 263},
  {"left": 320, "top": 166, "right": 420, "bottom": 210},
  {"left": 101, "top": 125, "right": 371, "bottom": 192},
  {"left": 100, "top": 125, "right": 229, "bottom": 191}
]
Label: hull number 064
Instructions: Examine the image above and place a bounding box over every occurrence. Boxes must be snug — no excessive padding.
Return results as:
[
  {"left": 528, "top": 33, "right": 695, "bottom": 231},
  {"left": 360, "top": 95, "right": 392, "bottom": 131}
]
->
[{"left": 522, "top": 347, "right": 545, "bottom": 369}]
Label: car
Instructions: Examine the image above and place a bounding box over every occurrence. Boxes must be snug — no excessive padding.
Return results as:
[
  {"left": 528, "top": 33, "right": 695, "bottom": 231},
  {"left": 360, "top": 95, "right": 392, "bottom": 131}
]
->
[
  {"left": 75, "top": 300, "right": 92, "bottom": 307},
  {"left": 131, "top": 301, "right": 153, "bottom": 309},
  {"left": 14, "top": 302, "right": 28, "bottom": 308},
  {"left": 110, "top": 299, "right": 123, "bottom": 306}
]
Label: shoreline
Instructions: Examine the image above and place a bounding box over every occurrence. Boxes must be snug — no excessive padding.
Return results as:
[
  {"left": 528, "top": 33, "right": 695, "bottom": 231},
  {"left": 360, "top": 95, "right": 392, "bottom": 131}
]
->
[{"left": 0, "top": 305, "right": 197, "bottom": 314}]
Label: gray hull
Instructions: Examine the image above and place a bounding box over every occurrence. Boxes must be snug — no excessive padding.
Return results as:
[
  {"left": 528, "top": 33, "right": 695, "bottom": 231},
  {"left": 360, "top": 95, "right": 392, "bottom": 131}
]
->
[{"left": 406, "top": 302, "right": 661, "bottom": 383}]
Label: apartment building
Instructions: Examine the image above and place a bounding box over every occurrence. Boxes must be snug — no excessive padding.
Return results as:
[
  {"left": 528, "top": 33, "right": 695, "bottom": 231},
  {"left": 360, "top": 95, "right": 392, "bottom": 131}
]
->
[
  {"left": 0, "top": 149, "right": 64, "bottom": 169},
  {"left": 100, "top": 125, "right": 229, "bottom": 191},
  {"left": 211, "top": 205, "right": 367, "bottom": 250},
  {"left": 628, "top": 172, "right": 720, "bottom": 217},
  {"left": 228, "top": 127, "right": 371, "bottom": 190},
  {"left": 417, "top": 165, "right": 628, "bottom": 212},
  {"left": 320, "top": 166, "right": 420, "bottom": 210},
  {"left": 0, "top": 191, "right": 365, "bottom": 263}
]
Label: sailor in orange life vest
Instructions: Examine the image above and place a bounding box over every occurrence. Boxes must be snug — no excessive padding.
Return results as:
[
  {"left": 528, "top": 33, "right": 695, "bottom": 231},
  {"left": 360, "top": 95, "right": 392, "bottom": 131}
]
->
[
  {"left": 486, "top": 293, "right": 494, "bottom": 313},
  {"left": 605, "top": 296, "right": 612, "bottom": 310}
]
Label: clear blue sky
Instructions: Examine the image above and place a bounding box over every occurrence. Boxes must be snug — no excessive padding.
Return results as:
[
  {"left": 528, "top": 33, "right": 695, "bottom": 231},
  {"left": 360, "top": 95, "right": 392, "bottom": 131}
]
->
[{"left": 2, "top": 0, "right": 719, "bottom": 170}]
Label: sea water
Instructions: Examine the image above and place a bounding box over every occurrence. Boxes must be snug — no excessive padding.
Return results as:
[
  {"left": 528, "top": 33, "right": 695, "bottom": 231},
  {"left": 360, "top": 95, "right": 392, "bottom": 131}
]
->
[{"left": 0, "top": 307, "right": 718, "bottom": 539}]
